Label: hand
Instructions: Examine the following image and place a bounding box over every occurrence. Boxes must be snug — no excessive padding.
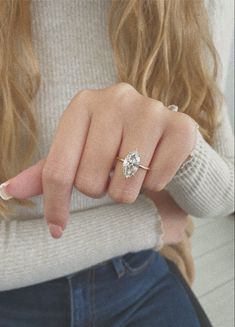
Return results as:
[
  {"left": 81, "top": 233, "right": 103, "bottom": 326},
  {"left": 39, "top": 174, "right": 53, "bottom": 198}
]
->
[
  {"left": 1, "top": 83, "right": 198, "bottom": 238},
  {"left": 143, "top": 189, "right": 189, "bottom": 245}
]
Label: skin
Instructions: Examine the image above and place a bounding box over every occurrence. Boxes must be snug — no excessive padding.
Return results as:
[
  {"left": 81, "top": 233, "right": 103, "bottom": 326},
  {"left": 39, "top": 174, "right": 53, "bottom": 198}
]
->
[
  {"left": 3, "top": 83, "right": 197, "bottom": 240},
  {"left": 144, "top": 189, "right": 189, "bottom": 244}
]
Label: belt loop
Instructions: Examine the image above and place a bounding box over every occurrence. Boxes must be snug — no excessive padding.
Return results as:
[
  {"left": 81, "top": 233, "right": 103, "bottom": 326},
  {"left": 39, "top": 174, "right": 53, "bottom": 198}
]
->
[{"left": 111, "top": 256, "right": 126, "bottom": 279}]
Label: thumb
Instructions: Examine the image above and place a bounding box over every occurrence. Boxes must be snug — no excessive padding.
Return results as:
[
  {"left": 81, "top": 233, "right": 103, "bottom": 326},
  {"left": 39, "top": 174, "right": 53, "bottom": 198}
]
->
[{"left": 0, "top": 159, "right": 46, "bottom": 200}]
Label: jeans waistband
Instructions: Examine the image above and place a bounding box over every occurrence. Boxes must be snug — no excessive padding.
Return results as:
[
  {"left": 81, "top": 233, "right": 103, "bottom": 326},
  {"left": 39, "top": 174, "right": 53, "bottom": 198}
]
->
[
  {"left": 82, "top": 256, "right": 126, "bottom": 279},
  {"left": 66, "top": 255, "right": 126, "bottom": 280}
]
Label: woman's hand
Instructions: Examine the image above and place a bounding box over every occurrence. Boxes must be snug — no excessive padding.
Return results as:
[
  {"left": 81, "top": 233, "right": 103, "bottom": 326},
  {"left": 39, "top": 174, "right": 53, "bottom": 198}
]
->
[
  {"left": 143, "top": 189, "right": 189, "bottom": 245},
  {"left": 1, "top": 83, "right": 198, "bottom": 238}
]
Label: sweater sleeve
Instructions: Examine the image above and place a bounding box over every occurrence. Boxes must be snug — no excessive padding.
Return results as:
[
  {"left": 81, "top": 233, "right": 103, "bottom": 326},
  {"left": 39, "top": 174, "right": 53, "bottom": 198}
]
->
[
  {"left": 165, "top": 102, "right": 234, "bottom": 218},
  {"left": 0, "top": 194, "right": 164, "bottom": 291}
]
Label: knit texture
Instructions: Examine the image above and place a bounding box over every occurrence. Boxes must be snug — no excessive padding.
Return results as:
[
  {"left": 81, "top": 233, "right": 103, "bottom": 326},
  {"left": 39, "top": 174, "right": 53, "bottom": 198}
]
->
[
  {"left": 165, "top": 104, "right": 234, "bottom": 218},
  {"left": 0, "top": 0, "right": 234, "bottom": 291},
  {"left": 0, "top": 194, "right": 163, "bottom": 291}
]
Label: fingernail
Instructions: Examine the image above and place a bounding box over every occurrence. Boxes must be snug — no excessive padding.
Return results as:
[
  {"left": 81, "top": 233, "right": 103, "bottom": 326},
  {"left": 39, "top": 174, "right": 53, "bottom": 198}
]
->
[
  {"left": 0, "top": 181, "right": 13, "bottom": 200},
  {"left": 48, "top": 223, "right": 63, "bottom": 239}
]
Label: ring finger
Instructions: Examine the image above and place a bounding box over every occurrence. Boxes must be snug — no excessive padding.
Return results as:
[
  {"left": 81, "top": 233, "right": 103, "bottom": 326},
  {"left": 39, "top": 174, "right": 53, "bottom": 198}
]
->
[{"left": 108, "top": 119, "right": 163, "bottom": 203}]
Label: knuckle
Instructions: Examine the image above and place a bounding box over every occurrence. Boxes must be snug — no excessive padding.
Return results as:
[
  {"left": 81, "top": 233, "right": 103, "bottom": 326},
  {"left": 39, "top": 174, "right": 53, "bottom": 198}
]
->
[
  {"left": 145, "top": 104, "right": 162, "bottom": 121},
  {"left": 42, "top": 164, "right": 71, "bottom": 187},
  {"left": 144, "top": 175, "right": 166, "bottom": 192},
  {"left": 76, "top": 88, "right": 93, "bottom": 101},
  {"left": 155, "top": 183, "right": 166, "bottom": 192},
  {"left": 140, "top": 100, "right": 166, "bottom": 128},
  {"left": 112, "top": 83, "right": 139, "bottom": 104},
  {"left": 108, "top": 187, "right": 138, "bottom": 204},
  {"left": 115, "top": 82, "right": 136, "bottom": 94},
  {"left": 145, "top": 182, "right": 165, "bottom": 193},
  {"left": 174, "top": 112, "right": 196, "bottom": 135},
  {"left": 149, "top": 98, "right": 165, "bottom": 110},
  {"left": 63, "top": 89, "right": 92, "bottom": 116},
  {"left": 75, "top": 175, "right": 106, "bottom": 198},
  {"left": 71, "top": 89, "right": 93, "bottom": 110},
  {"left": 147, "top": 98, "right": 166, "bottom": 114}
]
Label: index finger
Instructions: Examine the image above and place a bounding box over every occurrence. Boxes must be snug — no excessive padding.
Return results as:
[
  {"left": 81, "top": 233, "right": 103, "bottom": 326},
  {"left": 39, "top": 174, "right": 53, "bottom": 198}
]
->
[{"left": 42, "top": 94, "right": 91, "bottom": 238}]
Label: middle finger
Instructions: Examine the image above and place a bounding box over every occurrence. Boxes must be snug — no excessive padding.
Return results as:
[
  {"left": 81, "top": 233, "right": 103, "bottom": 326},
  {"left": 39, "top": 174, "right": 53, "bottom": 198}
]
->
[{"left": 74, "top": 110, "right": 123, "bottom": 197}]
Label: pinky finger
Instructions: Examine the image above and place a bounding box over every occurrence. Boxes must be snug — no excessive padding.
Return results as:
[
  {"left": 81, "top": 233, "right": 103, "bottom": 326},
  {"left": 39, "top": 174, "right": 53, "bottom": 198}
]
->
[{"left": 143, "top": 134, "right": 195, "bottom": 192}]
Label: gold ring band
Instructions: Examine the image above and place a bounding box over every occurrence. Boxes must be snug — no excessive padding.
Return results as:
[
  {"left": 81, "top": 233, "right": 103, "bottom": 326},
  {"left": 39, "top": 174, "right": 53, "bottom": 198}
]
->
[{"left": 116, "top": 157, "right": 151, "bottom": 171}]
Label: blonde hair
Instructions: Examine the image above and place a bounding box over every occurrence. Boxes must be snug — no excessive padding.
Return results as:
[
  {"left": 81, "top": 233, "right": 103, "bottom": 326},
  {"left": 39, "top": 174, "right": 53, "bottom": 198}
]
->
[{"left": 0, "top": 0, "right": 223, "bottom": 217}]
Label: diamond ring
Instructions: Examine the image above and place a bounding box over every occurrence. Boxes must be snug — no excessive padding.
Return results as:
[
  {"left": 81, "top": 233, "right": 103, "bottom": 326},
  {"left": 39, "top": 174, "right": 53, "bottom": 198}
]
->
[{"left": 116, "top": 149, "right": 150, "bottom": 178}]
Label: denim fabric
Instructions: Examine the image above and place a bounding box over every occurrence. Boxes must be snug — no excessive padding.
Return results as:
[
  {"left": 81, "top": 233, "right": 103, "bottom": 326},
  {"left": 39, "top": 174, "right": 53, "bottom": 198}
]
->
[
  {"left": 0, "top": 249, "right": 201, "bottom": 327},
  {"left": 165, "top": 258, "right": 213, "bottom": 327}
]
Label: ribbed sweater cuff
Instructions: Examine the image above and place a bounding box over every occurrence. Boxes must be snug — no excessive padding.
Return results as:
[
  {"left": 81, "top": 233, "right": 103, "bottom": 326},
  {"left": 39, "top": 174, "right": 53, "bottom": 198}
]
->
[{"left": 165, "top": 129, "right": 234, "bottom": 217}]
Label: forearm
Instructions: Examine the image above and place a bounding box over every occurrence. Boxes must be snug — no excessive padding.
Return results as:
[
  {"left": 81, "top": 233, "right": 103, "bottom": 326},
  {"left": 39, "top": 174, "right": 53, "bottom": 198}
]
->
[{"left": 0, "top": 194, "right": 164, "bottom": 291}]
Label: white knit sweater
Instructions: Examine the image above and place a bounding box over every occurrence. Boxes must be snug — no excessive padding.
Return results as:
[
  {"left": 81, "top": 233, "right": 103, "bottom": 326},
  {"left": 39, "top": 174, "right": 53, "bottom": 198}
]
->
[{"left": 0, "top": 0, "right": 234, "bottom": 291}]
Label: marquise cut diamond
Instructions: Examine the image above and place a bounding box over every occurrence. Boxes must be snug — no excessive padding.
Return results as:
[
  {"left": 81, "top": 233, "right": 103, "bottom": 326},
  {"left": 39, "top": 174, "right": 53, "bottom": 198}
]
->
[{"left": 123, "top": 150, "right": 141, "bottom": 178}]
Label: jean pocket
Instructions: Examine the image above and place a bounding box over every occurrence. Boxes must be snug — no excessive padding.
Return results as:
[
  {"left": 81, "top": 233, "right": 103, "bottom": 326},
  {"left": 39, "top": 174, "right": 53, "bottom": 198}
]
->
[{"left": 121, "top": 248, "right": 156, "bottom": 276}]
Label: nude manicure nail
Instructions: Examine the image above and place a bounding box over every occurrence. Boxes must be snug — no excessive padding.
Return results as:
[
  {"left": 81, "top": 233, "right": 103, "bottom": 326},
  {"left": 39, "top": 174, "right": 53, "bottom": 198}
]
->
[
  {"left": 48, "top": 223, "right": 63, "bottom": 239},
  {"left": 0, "top": 181, "right": 13, "bottom": 200}
]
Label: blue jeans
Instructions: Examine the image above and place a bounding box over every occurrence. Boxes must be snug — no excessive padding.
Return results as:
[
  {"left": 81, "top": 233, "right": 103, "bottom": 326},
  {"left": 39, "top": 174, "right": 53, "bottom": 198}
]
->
[{"left": 0, "top": 249, "right": 201, "bottom": 327}]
